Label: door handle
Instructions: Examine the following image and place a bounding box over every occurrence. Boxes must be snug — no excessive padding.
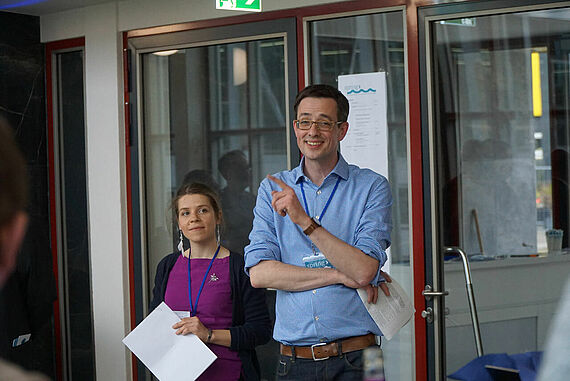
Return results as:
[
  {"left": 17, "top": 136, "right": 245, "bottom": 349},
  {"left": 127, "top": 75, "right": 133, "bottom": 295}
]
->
[
  {"left": 444, "top": 246, "right": 484, "bottom": 357},
  {"left": 421, "top": 307, "right": 434, "bottom": 323},
  {"left": 422, "top": 285, "right": 449, "bottom": 301}
]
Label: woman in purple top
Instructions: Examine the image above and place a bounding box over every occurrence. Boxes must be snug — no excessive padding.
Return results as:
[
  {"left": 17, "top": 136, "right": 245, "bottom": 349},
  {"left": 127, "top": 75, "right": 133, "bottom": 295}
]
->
[{"left": 150, "top": 183, "right": 272, "bottom": 381}]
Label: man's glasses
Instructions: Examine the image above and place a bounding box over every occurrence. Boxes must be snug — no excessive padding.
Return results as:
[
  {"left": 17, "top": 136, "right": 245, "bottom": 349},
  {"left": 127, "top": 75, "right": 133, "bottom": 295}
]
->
[{"left": 293, "top": 119, "right": 343, "bottom": 131}]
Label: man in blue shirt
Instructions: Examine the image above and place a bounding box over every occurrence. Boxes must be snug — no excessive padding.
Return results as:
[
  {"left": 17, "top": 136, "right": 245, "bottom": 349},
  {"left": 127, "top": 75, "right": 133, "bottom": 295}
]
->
[{"left": 244, "top": 84, "right": 392, "bottom": 380}]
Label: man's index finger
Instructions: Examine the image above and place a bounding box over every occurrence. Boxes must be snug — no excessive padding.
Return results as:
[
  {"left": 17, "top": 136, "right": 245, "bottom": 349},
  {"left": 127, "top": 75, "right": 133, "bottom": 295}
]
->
[{"left": 267, "top": 174, "right": 290, "bottom": 190}]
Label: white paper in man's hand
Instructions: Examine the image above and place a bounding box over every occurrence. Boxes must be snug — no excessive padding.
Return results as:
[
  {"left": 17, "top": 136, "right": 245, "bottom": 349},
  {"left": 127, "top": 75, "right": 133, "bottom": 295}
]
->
[
  {"left": 122, "top": 302, "right": 216, "bottom": 381},
  {"left": 358, "top": 278, "right": 415, "bottom": 340}
]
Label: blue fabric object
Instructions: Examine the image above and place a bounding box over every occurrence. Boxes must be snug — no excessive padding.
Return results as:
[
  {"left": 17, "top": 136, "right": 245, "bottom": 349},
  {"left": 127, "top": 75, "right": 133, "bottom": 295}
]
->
[
  {"left": 244, "top": 154, "right": 392, "bottom": 346},
  {"left": 449, "top": 352, "right": 542, "bottom": 381}
]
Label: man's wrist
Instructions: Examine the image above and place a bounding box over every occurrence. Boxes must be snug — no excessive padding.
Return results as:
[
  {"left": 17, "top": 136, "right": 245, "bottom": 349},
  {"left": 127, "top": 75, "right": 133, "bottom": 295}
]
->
[
  {"left": 302, "top": 217, "right": 321, "bottom": 236},
  {"left": 300, "top": 216, "right": 313, "bottom": 230}
]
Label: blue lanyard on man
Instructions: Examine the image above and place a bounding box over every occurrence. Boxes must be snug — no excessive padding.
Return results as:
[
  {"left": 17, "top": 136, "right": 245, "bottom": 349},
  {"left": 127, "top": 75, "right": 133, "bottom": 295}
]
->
[
  {"left": 300, "top": 175, "right": 342, "bottom": 254},
  {"left": 187, "top": 245, "right": 221, "bottom": 316}
]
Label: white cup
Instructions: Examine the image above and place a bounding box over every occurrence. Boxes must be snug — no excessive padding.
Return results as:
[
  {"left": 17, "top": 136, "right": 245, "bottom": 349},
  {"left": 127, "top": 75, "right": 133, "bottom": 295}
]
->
[{"left": 546, "top": 229, "right": 564, "bottom": 255}]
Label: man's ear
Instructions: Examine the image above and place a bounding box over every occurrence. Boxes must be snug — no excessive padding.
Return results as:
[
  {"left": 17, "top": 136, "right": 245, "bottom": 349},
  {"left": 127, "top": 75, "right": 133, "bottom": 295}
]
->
[
  {"left": 0, "top": 212, "right": 28, "bottom": 286},
  {"left": 337, "top": 121, "right": 349, "bottom": 141}
]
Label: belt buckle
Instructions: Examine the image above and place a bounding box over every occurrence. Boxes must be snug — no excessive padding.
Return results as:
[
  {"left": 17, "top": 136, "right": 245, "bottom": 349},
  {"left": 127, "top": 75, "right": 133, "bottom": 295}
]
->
[{"left": 311, "top": 342, "right": 329, "bottom": 361}]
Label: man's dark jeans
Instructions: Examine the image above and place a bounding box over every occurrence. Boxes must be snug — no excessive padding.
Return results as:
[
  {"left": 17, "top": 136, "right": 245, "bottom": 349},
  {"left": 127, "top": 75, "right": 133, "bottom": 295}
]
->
[{"left": 276, "top": 349, "right": 365, "bottom": 381}]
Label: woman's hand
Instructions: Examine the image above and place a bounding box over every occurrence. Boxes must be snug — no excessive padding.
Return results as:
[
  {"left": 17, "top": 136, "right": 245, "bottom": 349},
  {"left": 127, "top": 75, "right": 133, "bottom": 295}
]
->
[{"left": 172, "top": 316, "right": 209, "bottom": 341}]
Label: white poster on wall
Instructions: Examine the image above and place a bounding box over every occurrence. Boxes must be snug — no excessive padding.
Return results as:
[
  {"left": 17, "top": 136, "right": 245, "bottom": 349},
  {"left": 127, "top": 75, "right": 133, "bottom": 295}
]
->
[
  {"left": 338, "top": 72, "right": 389, "bottom": 179},
  {"left": 338, "top": 72, "right": 391, "bottom": 273}
]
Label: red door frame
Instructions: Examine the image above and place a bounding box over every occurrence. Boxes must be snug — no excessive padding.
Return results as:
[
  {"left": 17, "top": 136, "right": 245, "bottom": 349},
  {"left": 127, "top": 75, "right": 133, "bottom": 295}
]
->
[
  {"left": 123, "top": 1, "right": 427, "bottom": 379},
  {"left": 45, "top": 36, "right": 86, "bottom": 381},
  {"left": 122, "top": 30, "right": 139, "bottom": 380}
]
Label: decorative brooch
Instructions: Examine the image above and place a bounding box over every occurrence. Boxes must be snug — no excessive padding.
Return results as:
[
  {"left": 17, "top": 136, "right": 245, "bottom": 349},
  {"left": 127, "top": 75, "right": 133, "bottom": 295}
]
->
[{"left": 210, "top": 273, "right": 219, "bottom": 282}]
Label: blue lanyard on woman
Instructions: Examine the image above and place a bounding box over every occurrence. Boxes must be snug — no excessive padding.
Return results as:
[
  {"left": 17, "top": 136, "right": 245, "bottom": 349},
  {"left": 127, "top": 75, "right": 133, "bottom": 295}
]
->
[
  {"left": 187, "top": 245, "right": 221, "bottom": 317},
  {"left": 300, "top": 175, "right": 341, "bottom": 223}
]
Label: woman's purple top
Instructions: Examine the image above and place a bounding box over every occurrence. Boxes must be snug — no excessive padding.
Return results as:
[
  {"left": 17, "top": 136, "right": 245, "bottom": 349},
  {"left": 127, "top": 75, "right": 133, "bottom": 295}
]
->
[{"left": 164, "top": 254, "right": 241, "bottom": 381}]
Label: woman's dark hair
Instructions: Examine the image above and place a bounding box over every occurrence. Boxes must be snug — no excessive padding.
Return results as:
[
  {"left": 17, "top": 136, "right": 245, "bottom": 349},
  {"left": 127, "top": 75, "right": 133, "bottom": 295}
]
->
[
  {"left": 171, "top": 182, "right": 224, "bottom": 226},
  {"left": 293, "top": 84, "right": 350, "bottom": 122}
]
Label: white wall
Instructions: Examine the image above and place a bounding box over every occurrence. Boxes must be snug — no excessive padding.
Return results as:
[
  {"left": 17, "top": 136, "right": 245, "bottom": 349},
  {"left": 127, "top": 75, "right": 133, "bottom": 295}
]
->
[
  {"left": 84, "top": 3, "right": 131, "bottom": 380},
  {"left": 43, "top": 2, "right": 133, "bottom": 380},
  {"left": 40, "top": 1, "right": 343, "bottom": 380},
  {"left": 41, "top": 0, "right": 347, "bottom": 40}
]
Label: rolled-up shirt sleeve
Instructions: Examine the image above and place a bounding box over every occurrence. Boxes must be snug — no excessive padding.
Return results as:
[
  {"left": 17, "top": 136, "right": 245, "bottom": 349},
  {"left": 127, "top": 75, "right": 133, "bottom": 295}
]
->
[
  {"left": 353, "top": 175, "right": 393, "bottom": 285},
  {"left": 244, "top": 178, "right": 282, "bottom": 275}
]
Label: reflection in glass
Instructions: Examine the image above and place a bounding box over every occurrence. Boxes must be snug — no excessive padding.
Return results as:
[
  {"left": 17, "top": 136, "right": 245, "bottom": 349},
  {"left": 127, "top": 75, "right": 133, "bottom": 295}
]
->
[
  {"left": 433, "top": 12, "right": 570, "bottom": 257},
  {"left": 142, "top": 36, "right": 287, "bottom": 267},
  {"left": 309, "top": 10, "right": 411, "bottom": 381},
  {"left": 432, "top": 8, "right": 570, "bottom": 375},
  {"left": 218, "top": 150, "right": 255, "bottom": 254},
  {"left": 141, "top": 36, "right": 287, "bottom": 380},
  {"left": 310, "top": 11, "right": 408, "bottom": 264},
  {"left": 58, "top": 50, "right": 95, "bottom": 380}
]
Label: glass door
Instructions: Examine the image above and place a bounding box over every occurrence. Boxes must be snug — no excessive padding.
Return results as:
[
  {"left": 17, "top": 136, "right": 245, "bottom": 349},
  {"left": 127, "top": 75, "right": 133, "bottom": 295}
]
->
[
  {"left": 422, "top": 2, "right": 570, "bottom": 379},
  {"left": 49, "top": 45, "right": 96, "bottom": 380},
  {"left": 305, "top": 8, "right": 414, "bottom": 380},
  {"left": 129, "top": 18, "right": 298, "bottom": 380}
]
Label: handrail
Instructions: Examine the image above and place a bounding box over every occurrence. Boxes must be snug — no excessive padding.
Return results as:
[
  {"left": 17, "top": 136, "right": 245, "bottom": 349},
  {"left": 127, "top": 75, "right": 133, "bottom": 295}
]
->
[{"left": 444, "top": 246, "right": 484, "bottom": 357}]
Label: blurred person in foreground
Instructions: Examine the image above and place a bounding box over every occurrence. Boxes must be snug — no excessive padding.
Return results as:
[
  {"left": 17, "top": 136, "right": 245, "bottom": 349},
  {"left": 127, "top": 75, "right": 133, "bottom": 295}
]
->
[
  {"left": 536, "top": 275, "right": 570, "bottom": 381},
  {"left": 0, "top": 120, "right": 49, "bottom": 381}
]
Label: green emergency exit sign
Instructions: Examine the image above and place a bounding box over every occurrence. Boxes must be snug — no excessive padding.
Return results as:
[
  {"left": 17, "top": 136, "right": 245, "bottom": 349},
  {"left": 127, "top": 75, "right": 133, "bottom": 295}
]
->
[
  {"left": 217, "top": 0, "right": 262, "bottom": 12},
  {"left": 439, "top": 18, "right": 476, "bottom": 27}
]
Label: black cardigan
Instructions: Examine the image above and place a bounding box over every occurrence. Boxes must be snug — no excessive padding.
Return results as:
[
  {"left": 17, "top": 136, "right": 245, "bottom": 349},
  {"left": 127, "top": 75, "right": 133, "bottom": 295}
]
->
[{"left": 149, "top": 251, "right": 272, "bottom": 381}]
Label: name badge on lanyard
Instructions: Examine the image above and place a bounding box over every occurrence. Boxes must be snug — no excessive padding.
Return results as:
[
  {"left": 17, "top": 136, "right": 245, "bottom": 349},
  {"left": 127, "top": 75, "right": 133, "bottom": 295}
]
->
[
  {"left": 302, "top": 252, "right": 333, "bottom": 269},
  {"left": 299, "top": 175, "right": 342, "bottom": 270}
]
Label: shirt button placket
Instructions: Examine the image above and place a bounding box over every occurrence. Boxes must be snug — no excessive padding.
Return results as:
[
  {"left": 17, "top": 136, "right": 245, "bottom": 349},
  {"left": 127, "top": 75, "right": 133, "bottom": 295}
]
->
[
  {"left": 315, "top": 188, "right": 322, "bottom": 222},
  {"left": 312, "top": 289, "right": 321, "bottom": 336}
]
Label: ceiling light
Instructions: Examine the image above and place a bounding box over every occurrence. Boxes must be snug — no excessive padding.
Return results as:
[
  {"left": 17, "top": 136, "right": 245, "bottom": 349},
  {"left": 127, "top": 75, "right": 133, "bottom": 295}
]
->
[{"left": 152, "top": 50, "right": 179, "bottom": 57}]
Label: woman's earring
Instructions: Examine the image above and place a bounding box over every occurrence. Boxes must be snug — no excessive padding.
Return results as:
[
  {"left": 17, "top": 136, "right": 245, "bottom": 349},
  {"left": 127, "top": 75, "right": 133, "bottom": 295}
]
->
[
  {"left": 216, "top": 224, "right": 221, "bottom": 246},
  {"left": 177, "top": 229, "right": 184, "bottom": 253}
]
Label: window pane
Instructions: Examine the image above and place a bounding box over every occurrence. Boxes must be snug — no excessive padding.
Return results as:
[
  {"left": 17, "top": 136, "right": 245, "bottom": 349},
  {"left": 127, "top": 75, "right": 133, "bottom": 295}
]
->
[
  {"left": 310, "top": 11, "right": 409, "bottom": 264},
  {"left": 58, "top": 50, "right": 95, "bottom": 380},
  {"left": 432, "top": 9, "right": 570, "bottom": 374},
  {"left": 309, "top": 11, "right": 412, "bottom": 381},
  {"left": 141, "top": 36, "right": 288, "bottom": 380},
  {"left": 143, "top": 35, "right": 287, "bottom": 265}
]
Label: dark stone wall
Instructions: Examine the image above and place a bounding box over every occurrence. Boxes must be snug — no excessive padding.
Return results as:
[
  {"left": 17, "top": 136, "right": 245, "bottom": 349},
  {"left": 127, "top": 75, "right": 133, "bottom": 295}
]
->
[
  {"left": 0, "top": 12, "right": 47, "bottom": 219},
  {"left": 0, "top": 11, "right": 56, "bottom": 378}
]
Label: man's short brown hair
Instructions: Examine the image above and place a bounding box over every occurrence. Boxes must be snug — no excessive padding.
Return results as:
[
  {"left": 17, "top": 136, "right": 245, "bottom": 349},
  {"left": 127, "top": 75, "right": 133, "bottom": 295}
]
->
[{"left": 293, "top": 84, "right": 350, "bottom": 122}]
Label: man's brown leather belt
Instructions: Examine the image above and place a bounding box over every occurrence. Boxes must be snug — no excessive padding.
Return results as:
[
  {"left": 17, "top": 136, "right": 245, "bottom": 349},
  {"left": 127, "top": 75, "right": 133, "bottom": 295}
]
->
[{"left": 279, "top": 333, "right": 376, "bottom": 361}]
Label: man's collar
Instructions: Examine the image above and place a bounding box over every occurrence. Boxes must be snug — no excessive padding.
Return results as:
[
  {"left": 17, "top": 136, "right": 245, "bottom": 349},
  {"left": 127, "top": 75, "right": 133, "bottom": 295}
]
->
[
  {"left": 294, "top": 154, "right": 349, "bottom": 184},
  {"left": 293, "top": 160, "right": 305, "bottom": 184},
  {"left": 332, "top": 154, "right": 349, "bottom": 180}
]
